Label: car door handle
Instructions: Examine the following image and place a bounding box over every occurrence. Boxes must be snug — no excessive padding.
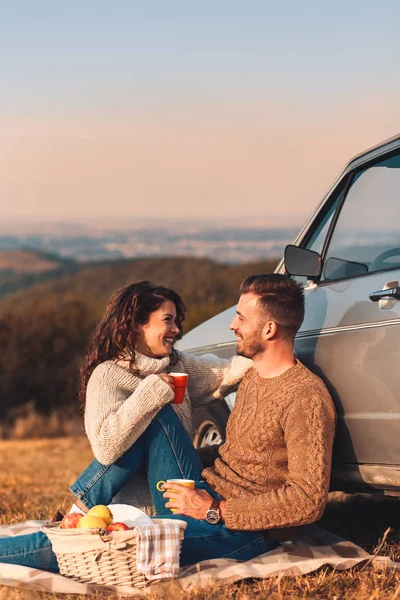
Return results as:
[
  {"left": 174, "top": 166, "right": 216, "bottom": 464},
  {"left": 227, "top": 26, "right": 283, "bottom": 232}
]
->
[{"left": 369, "top": 287, "right": 400, "bottom": 302}]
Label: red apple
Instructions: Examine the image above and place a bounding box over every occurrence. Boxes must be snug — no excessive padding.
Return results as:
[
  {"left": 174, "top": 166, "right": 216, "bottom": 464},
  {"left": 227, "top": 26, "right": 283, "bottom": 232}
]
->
[
  {"left": 106, "top": 522, "right": 130, "bottom": 532},
  {"left": 59, "top": 513, "right": 83, "bottom": 529}
]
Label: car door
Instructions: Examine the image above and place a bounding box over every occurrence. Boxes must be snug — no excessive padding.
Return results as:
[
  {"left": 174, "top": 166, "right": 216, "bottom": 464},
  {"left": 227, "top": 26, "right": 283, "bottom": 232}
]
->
[{"left": 291, "top": 150, "right": 400, "bottom": 467}]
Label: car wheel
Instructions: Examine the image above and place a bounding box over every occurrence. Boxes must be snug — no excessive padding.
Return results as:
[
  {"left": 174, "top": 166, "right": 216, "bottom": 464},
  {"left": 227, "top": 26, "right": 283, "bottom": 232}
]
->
[{"left": 192, "top": 401, "right": 230, "bottom": 448}]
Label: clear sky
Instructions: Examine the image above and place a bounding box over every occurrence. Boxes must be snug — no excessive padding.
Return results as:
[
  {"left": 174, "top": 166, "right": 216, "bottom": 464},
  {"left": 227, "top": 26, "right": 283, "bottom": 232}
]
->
[{"left": 1, "top": 1, "right": 399, "bottom": 223}]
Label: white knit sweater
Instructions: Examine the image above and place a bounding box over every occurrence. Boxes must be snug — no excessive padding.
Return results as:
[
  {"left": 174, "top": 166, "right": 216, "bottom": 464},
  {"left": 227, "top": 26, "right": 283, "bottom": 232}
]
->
[{"left": 84, "top": 350, "right": 251, "bottom": 508}]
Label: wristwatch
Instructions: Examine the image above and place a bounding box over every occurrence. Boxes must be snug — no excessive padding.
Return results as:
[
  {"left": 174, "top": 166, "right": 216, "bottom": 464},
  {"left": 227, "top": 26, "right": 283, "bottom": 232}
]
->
[{"left": 205, "top": 499, "right": 222, "bottom": 524}]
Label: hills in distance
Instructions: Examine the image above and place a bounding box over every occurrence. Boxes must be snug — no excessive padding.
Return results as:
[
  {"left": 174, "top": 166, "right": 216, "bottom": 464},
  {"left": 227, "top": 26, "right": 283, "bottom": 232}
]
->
[
  {"left": 0, "top": 249, "right": 78, "bottom": 298},
  {"left": 0, "top": 249, "right": 74, "bottom": 273},
  {"left": 0, "top": 249, "right": 278, "bottom": 332},
  {"left": 0, "top": 219, "right": 297, "bottom": 301}
]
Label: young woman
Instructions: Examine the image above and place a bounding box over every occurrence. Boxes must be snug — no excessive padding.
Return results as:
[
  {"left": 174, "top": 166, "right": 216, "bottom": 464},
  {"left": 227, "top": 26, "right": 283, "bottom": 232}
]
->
[{"left": 0, "top": 280, "right": 260, "bottom": 572}]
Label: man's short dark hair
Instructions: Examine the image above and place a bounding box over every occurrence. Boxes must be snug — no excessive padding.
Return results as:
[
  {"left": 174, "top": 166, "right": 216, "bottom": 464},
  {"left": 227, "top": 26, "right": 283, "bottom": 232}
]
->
[{"left": 240, "top": 274, "right": 305, "bottom": 340}]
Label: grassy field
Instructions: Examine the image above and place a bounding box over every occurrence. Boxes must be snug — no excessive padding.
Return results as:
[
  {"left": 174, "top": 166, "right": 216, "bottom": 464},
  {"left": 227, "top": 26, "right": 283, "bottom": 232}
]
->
[{"left": 0, "top": 437, "right": 399, "bottom": 599}]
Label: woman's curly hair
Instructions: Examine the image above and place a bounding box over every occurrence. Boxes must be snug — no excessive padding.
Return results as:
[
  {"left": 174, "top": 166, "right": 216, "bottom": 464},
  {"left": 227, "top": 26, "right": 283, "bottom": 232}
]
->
[{"left": 79, "top": 281, "right": 186, "bottom": 408}]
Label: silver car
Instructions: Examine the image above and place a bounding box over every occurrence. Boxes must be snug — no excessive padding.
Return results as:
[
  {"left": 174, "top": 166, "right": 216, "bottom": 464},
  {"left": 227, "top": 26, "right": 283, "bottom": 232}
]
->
[{"left": 178, "top": 133, "right": 400, "bottom": 496}]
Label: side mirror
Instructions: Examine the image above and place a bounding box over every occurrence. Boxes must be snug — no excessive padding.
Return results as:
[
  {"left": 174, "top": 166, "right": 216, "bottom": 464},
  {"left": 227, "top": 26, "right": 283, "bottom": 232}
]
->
[{"left": 284, "top": 245, "right": 322, "bottom": 279}]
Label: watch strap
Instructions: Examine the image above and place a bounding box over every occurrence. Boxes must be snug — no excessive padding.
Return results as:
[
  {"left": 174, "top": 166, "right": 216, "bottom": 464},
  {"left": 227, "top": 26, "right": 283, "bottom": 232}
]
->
[{"left": 210, "top": 498, "right": 221, "bottom": 512}]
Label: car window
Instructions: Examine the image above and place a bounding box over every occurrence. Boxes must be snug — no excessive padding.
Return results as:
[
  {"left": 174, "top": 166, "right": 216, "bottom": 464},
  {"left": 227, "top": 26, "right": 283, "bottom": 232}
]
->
[
  {"left": 290, "top": 190, "right": 342, "bottom": 287},
  {"left": 306, "top": 194, "right": 341, "bottom": 255},
  {"left": 322, "top": 152, "right": 400, "bottom": 282}
]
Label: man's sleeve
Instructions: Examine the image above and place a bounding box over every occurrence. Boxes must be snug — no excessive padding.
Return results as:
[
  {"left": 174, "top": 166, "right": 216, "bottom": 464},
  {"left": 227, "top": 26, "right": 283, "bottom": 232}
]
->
[
  {"left": 179, "top": 352, "right": 252, "bottom": 401},
  {"left": 224, "top": 393, "right": 336, "bottom": 531}
]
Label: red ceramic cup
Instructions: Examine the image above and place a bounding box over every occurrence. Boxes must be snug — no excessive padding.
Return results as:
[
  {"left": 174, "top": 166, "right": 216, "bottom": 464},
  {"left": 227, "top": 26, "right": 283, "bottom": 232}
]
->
[{"left": 170, "top": 373, "right": 188, "bottom": 404}]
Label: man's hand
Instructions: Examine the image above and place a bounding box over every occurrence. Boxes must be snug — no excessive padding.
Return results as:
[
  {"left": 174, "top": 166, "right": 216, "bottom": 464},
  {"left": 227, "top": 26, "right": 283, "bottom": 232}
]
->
[{"left": 163, "top": 483, "right": 213, "bottom": 520}]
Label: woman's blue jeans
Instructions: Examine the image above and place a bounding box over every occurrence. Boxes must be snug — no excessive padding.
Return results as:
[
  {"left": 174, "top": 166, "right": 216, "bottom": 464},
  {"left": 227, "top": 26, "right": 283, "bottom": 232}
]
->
[
  {"left": 70, "top": 404, "right": 279, "bottom": 565},
  {"left": 0, "top": 405, "right": 278, "bottom": 571}
]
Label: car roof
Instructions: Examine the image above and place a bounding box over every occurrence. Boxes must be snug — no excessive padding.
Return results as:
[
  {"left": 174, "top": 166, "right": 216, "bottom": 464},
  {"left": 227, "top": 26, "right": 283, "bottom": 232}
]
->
[{"left": 346, "top": 132, "right": 400, "bottom": 168}]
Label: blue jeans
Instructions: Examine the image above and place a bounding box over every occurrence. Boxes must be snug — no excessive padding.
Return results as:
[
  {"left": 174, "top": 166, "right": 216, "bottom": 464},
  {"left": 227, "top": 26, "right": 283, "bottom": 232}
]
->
[
  {"left": 70, "top": 405, "right": 279, "bottom": 565},
  {"left": 0, "top": 531, "right": 58, "bottom": 572},
  {"left": 0, "top": 405, "right": 278, "bottom": 571}
]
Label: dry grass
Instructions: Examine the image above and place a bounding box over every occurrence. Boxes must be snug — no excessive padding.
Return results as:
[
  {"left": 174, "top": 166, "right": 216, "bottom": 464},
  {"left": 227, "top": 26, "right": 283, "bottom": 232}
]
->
[
  {"left": 0, "top": 437, "right": 399, "bottom": 600},
  {"left": 0, "top": 404, "right": 84, "bottom": 440}
]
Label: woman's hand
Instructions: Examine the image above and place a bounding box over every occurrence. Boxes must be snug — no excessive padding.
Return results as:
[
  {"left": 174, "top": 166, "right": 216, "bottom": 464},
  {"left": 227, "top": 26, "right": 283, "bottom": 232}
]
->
[
  {"left": 157, "top": 374, "right": 175, "bottom": 390},
  {"left": 163, "top": 483, "right": 213, "bottom": 520}
]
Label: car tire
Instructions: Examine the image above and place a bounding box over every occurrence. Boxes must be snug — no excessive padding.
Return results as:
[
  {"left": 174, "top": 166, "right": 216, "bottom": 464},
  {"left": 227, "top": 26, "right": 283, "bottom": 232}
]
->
[{"left": 192, "top": 401, "right": 230, "bottom": 448}]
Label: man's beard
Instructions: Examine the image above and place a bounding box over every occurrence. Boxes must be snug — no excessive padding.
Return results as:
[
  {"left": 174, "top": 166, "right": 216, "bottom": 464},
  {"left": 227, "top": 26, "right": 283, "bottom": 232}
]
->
[{"left": 236, "top": 333, "right": 264, "bottom": 359}]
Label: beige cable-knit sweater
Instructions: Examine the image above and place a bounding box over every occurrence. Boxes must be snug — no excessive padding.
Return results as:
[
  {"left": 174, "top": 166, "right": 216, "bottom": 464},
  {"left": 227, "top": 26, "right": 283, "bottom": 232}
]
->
[
  {"left": 203, "top": 360, "right": 336, "bottom": 531},
  {"left": 84, "top": 350, "right": 251, "bottom": 507}
]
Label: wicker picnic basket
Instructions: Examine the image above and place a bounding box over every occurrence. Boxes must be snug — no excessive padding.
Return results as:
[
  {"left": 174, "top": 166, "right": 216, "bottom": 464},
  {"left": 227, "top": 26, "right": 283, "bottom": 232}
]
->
[{"left": 42, "top": 518, "right": 187, "bottom": 588}]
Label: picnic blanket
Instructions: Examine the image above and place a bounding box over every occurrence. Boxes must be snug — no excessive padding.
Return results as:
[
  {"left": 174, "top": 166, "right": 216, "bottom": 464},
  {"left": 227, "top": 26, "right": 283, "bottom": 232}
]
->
[{"left": 0, "top": 520, "right": 398, "bottom": 596}]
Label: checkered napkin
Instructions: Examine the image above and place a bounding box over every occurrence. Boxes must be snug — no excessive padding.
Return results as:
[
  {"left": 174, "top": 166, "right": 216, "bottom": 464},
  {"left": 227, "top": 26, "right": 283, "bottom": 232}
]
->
[{"left": 135, "top": 522, "right": 182, "bottom": 580}]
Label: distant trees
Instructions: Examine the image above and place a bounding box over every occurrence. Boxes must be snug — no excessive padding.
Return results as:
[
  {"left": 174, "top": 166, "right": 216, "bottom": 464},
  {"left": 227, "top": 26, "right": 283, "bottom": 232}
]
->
[
  {"left": 0, "top": 295, "right": 98, "bottom": 423},
  {"left": 0, "top": 256, "right": 278, "bottom": 436}
]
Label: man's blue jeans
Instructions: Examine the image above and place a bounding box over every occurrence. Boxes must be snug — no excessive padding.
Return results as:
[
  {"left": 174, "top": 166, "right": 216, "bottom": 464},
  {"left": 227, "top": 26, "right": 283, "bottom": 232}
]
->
[
  {"left": 70, "top": 404, "right": 279, "bottom": 565},
  {"left": 0, "top": 405, "right": 278, "bottom": 571}
]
